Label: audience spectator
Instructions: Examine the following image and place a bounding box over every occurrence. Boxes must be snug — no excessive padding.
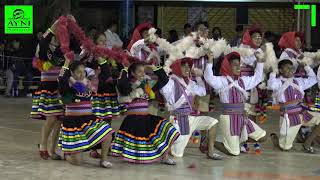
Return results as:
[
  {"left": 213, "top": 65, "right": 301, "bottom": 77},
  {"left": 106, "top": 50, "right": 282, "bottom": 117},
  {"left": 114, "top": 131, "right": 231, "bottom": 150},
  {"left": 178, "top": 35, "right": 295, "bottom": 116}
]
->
[
  {"left": 229, "top": 25, "right": 244, "bottom": 47},
  {"left": 156, "top": 27, "right": 163, "bottom": 38},
  {"left": 5, "top": 62, "right": 16, "bottom": 97},
  {"left": 6, "top": 38, "right": 32, "bottom": 97},
  {"left": 212, "top": 27, "right": 222, "bottom": 40},
  {"left": 104, "top": 21, "right": 123, "bottom": 49},
  {"left": 0, "top": 40, "right": 5, "bottom": 70},
  {"left": 87, "top": 26, "right": 98, "bottom": 41},
  {"left": 168, "top": 30, "right": 179, "bottom": 43},
  {"left": 181, "top": 23, "right": 192, "bottom": 39}
]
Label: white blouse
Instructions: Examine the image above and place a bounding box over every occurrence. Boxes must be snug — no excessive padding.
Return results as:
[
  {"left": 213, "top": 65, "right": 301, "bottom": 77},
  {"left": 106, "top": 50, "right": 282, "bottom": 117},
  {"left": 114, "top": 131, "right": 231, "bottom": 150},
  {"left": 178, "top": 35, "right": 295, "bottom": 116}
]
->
[
  {"left": 204, "top": 63, "right": 264, "bottom": 103},
  {"left": 267, "top": 66, "right": 316, "bottom": 103}
]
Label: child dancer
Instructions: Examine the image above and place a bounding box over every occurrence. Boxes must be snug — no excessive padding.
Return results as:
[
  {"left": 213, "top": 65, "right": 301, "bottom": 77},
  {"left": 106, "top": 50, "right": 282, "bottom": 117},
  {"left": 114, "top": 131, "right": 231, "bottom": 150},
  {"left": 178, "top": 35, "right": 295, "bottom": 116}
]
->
[
  {"left": 128, "top": 23, "right": 160, "bottom": 64},
  {"left": 91, "top": 33, "right": 126, "bottom": 121},
  {"left": 240, "top": 26, "right": 265, "bottom": 121},
  {"left": 278, "top": 32, "right": 305, "bottom": 77},
  {"left": 58, "top": 60, "right": 114, "bottom": 168},
  {"left": 111, "top": 62, "right": 180, "bottom": 165},
  {"left": 204, "top": 52, "right": 267, "bottom": 156},
  {"left": 129, "top": 23, "right": 166, "bottom": 116},
  {"left": 31, "top": 20, "right": 65, "bottom": 160},
  {"left": 268, "top": 59, "right": 320, "bottom": 153},
  {"left": 240, "top": 26, "right": 267, "bottom": 153},
  {"left": 85, "top": 33, "right": 126, "bottom": 158},
  {"left": 155, "top": 58, "right": 223, "bottom": 160},
  {"left": 189, "top": 22, "right": 213, "bottom": 153}
]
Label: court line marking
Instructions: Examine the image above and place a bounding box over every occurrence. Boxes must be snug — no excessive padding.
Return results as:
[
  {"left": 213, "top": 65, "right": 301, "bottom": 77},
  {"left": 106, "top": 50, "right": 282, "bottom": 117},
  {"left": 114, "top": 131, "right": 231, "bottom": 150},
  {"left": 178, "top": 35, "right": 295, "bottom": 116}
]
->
[{"left": 0, "top": 126, "right": 40, "bottom": 134}]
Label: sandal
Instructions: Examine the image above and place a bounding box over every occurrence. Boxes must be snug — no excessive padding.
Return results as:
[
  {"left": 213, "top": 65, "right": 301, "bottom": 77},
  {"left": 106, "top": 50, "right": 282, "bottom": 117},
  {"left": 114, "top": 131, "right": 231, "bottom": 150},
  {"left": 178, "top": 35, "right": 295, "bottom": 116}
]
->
[
  {"left": 161, "top": 157, "right": 176, "bottom": 165},
  {"left": 90, "top": 150, "right": 102, "bottom": 159},
  {"left": 303, "top": 144, "right": 316, "bottom": 154},
  {"left": 51, "top": 153, "right": 63, "bottom": 160},
  {"left": 207, "top": 153, "right": 224, "bottom": 160},
  {"left": 100, "top": 160, "right": 112, "bottom": 168},
  {"left": 270, "top": 133, "right": 280, "bottom": 149},
  {"left": 240, "top": 143, "right": 249, "bottom": 153},
  {"left": 38, "top": 144, "right": 50, "bottom": 160},
  {"left": 199, "top": 144, "right": 209, "bottom": 154}
]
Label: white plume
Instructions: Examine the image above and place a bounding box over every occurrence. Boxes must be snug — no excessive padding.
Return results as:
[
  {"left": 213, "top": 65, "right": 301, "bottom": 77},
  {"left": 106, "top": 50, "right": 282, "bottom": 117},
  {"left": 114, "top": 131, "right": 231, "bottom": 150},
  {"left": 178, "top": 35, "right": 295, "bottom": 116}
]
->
[{"left": 264, "top": 42, "right": 278, "bottom": 73}]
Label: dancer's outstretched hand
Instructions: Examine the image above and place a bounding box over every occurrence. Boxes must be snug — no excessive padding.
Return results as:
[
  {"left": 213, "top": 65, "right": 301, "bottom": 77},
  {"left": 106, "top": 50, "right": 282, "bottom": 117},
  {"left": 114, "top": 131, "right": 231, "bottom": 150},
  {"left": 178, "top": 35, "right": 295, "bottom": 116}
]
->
[
  {"left": 66, "top": 14, "right": 76, "bottom": 22},
  {"left": 191, "top": 68, "right": 203, "bottom": 77},
  {"left": 255, "top": 51, "right": 266, "bottom": 63},
  {"left": 207, "top": 52, "right": 214, "bottom": 64}
]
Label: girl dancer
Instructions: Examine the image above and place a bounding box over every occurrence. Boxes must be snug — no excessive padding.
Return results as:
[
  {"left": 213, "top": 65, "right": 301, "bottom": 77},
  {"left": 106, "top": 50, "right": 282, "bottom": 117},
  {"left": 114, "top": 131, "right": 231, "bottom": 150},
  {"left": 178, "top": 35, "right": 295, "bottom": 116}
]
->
[
  {"left": 31, "top": 19, "right": 66, "bottom": 160},
  {"left": 58, "top": 60, "right": 114, "bottom": 168},
  {"left": 91, "top": 33, "right": 126, "bottom": 121},
  {"left": 111, "top": 62, "right": 179, "bottom": 165},
  {"left": 89, "top": 33, "right": 126, "bottom": 158}
]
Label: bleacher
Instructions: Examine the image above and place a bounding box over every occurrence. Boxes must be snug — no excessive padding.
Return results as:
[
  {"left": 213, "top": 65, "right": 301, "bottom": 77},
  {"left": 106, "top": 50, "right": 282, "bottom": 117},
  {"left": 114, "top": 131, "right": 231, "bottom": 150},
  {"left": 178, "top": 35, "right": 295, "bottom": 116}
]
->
[
  {"left": 0, "top": 76, "right": 40, "bottom": 93},
  {"left": 0, "top": 54, "right": 40, "bottom": 94}
]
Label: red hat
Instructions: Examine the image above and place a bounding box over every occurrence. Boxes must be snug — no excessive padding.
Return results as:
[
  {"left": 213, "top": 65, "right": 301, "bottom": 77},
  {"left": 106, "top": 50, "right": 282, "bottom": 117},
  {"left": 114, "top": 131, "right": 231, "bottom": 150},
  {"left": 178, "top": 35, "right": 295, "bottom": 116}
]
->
[
  {"left": 278, "top": 31, "right": 304, "bottom": 52},
  {"left": 220, "top": 52, "right": 241, "bottom": 78},
  {"left": 170, "top": 57, "right": 193, "bottom": 78},
  {"left": 242, "top": 26, "right": 263, "bottom": 49},
  {"left": 127, "top": 22, "right": 153, "bottom": 51}
]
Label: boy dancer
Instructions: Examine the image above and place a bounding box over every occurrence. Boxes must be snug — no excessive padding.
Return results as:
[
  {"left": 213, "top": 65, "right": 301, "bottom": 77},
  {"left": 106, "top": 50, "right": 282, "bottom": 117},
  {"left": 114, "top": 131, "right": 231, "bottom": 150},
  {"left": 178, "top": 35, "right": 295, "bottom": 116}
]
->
[
  {"left": 268, "top": 59, "right": 320, "bottom": 153},
  {"left": 204, "top": 52, "right": 267, "bottom": 156}
]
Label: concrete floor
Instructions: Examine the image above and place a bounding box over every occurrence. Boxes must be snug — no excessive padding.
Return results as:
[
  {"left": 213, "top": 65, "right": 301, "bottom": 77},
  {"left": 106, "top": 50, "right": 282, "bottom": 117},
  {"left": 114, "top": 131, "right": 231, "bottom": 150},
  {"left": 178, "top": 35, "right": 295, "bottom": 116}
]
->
[{"left": 0, "top": 97, "right": 319, "bottom": 180}]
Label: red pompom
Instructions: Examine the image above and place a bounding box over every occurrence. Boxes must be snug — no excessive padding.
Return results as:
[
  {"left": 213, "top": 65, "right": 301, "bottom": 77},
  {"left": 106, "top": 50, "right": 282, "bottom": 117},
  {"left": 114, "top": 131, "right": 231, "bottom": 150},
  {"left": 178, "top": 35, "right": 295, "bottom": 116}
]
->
[
  {"left": 56, "top": 16, "right": 70, "bottom": 55},
  {"left": 255, "top": 149, "right": 261, "bottom": 155},
  {"left": 187, "top": 163, "right": 196, "bottom": 169}
]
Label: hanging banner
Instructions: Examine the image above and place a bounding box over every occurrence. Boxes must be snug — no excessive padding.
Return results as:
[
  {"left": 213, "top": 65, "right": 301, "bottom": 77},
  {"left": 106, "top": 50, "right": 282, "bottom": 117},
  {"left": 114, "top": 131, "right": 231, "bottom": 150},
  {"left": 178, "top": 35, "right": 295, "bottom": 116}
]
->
[{"left": 187, "top": 7, "right": 207, "bottom": 26}]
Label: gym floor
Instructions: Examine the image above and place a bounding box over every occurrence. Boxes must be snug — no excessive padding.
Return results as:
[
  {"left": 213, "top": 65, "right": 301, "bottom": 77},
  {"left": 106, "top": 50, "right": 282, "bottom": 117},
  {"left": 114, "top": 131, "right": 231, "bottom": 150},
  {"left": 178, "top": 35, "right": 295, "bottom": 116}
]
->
[{"left": 0, "top": 97, "right": 319, "bottom": 180}]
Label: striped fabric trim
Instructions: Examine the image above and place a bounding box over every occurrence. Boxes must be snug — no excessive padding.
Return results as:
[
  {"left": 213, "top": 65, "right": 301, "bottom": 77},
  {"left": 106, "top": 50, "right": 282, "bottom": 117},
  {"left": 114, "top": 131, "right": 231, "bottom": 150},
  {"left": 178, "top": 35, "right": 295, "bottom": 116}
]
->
[
  {"left": 226, "top": 78, "right": 254, "bottom": 136},
  {"left": 283, "top": 83, "right": 313, "bottom": 127},
  {"left": 280, "top": 100, "right": 313, "bottom": 127},
  {"left": 111, "top": 119, "right": 180, "bottom": 164},
  {"left": 172, "top": 103, "right": 192, "bottom": 135},
  {"left": 65, "top": 101, "right": 92, "bottom": 116},
  {"left": 59, "top": 119, "right": 114, "bottom": 154},
  {"left": 41, "top": 67, "right": 60, "bottom": 82},
  {"left": 126, "top": 99, "right": 149, "bottom": 115},
  {"left": 285, "top": 50, "right": 298, "bottom": 59},
  {"left": 30, "top": 90, "right": 63, "bottom": 120},
  {"left": 222, "top": 103, "right": 245, "bottom": 115}
]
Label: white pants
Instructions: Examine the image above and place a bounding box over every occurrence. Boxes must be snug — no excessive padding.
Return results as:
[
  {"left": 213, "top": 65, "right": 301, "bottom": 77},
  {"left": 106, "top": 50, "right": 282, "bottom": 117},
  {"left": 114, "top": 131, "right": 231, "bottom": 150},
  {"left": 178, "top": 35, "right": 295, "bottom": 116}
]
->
[
  {"left": 219, "top": 115, "right": 266, "bottom": 156},
  {"left": 171, "top": 115, "right": 218, "bottom": 157},
  {"left": 279, "top": 112, "right": 320, "bottom": 150}
]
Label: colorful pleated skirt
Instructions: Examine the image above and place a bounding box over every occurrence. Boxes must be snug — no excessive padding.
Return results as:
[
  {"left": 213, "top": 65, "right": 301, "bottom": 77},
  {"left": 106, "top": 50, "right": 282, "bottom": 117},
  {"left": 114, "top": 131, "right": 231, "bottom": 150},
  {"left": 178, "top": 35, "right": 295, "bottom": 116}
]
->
[
  {"left": 30, "top": 81, "right": 64, "bottom": 120},
  {"left": 111, "top": 114, "right": 180, "bottom": 164},
  {"left": 91, "top": 93, "right": 127, "bottom": 119},
  {"left": 59, "top": 115, "right": 114, "bottom": 154}
]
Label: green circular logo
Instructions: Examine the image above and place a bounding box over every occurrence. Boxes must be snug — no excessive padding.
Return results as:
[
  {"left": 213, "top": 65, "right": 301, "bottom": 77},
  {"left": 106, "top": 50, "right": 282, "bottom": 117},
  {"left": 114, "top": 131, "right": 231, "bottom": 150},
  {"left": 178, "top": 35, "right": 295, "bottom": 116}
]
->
[{"left": 13, "top": 9, "right": 24, "bottom": 20}]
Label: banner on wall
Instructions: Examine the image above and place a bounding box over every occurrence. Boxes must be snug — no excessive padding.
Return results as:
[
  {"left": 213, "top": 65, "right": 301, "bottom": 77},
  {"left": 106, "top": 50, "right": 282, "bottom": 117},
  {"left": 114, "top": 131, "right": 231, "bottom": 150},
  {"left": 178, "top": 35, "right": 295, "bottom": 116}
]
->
[
  {"left": 187, "top": 7, "right": 207, "bottom": 26},
  {"left": 137, "top": 6, "right": 155, "bottom": 24}
]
